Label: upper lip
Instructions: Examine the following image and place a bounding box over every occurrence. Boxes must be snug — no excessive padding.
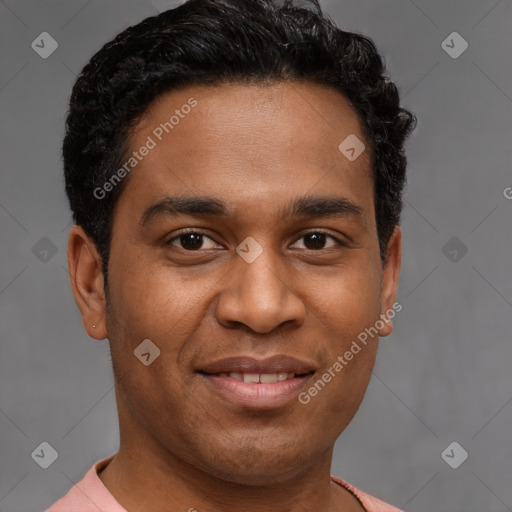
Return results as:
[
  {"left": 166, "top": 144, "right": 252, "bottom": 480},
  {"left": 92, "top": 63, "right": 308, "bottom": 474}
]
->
[{"left": 198, "top": 355, "right": 316, "bottom": 375}]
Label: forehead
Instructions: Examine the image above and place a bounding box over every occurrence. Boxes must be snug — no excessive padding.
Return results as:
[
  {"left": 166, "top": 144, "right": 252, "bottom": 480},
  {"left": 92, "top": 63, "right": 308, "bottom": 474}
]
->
[
  {"left": 117, "top": 81, "right": 374, "bottom": 224},
  {"left": 129, "top": 82, "right": 371, "bottom": 167}
]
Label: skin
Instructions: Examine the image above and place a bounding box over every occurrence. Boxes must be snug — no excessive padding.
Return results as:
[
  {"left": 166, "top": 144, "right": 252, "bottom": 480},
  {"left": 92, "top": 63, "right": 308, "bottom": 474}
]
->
[{"left": 67, "top": 81, "right": 401, "bottom": 512}]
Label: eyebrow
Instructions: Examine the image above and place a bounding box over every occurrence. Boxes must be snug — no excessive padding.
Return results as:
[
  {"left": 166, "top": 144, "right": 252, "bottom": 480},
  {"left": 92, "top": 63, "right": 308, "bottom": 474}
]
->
[{"left": 139, "top": 194, "right": 364, "bottom": 226}]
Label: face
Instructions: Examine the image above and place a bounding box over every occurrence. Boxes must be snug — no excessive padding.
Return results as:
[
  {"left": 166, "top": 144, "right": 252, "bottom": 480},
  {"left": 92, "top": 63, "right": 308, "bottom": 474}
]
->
[{"left": 69, "top": 81, "right": 400, "bottom": 486}]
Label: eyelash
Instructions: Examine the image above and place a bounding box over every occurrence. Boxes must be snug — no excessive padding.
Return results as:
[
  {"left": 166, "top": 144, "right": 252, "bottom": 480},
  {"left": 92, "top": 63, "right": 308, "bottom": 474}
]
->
[{"left": 165, "top": 229, "right": 347, "bottom": 251}]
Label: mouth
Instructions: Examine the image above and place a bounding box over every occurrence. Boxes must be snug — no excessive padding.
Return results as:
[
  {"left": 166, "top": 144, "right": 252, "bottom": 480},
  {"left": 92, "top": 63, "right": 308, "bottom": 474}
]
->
[
  {"left": 196, "top": 355, "right": 316, "bottom": 409},
  {"left": 199, "top": 370, "right": 312, "bottom": 382}
]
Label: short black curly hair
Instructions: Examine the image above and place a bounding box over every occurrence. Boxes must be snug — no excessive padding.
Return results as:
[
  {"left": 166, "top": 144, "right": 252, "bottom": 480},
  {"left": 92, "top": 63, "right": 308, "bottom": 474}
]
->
[{"left": 63, "top": 0, "right": 416, "bottom": 289}]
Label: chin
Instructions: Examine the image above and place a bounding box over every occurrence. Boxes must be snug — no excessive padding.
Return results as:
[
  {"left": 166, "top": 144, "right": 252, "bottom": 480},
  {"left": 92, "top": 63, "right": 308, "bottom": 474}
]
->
[{"left": 187, "top": 438, "right": 319, "bottom": 486}]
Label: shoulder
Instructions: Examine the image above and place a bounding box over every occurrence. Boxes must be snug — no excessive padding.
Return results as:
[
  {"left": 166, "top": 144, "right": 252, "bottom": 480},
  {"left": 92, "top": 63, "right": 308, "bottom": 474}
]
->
[
  {"left": 330, "top": 475, "right": 405, "bottom": 512},
  {"left": 45, "top": 455, "right": 125, "bottom": 512}
]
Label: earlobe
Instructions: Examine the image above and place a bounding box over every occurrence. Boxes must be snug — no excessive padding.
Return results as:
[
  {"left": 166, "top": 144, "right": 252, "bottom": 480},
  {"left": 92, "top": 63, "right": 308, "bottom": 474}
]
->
[
  {"left": 67, "top": 225, "right": 107, "bottom": 340},
  {"left": 378, "top": 226, "right": 402, "bottom": 338}
]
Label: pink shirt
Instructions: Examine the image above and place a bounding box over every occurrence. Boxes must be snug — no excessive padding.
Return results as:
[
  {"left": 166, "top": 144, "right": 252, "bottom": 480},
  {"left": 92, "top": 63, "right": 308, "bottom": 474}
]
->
[{"left": 45, "top": 455, "right": 403, "bottom": 512}]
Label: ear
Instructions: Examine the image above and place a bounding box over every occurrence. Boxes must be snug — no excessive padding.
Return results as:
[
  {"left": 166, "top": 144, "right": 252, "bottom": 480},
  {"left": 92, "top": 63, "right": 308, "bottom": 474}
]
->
[
  {"left": 377, "top": 226, "right": 402, "bottom": 337},
  {"left": 67, "top": 225, "right": 107, "bottom": 340}
]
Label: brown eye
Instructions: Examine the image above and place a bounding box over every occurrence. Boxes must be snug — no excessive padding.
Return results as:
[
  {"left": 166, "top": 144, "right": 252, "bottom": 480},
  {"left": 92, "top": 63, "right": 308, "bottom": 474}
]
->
[
  {"left": 292, "top": 232, "right": 342, "bottom": 250},
  {"left": 176, "top": 233, "right": 204, "bottom": 250},
  {"left": 166, "top": 231, "right": 219, "bottom": 251}
]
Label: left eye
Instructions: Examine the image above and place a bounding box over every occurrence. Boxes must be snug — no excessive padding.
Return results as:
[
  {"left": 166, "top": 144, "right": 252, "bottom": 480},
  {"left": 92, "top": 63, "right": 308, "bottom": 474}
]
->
[{"left": 291, "top": 232, "right": 341, "bottom": 250}]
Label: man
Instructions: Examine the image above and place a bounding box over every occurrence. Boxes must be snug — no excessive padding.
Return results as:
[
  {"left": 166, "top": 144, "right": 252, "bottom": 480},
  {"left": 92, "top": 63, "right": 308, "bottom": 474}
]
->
[{"left": 47, "top": 0, "right": 416, "bottom": 510}]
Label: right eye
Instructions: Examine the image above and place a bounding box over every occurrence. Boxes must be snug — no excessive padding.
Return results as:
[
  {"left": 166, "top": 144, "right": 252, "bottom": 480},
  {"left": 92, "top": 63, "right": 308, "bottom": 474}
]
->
[{"left": 165, "top": 230, "right": 222, "bottom": 251}]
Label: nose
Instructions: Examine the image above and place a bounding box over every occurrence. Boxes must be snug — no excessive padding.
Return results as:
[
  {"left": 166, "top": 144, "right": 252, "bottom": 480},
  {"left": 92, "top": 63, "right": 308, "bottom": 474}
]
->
[{"left": 214, "top": 244, "right": 306, "bottom": 334}]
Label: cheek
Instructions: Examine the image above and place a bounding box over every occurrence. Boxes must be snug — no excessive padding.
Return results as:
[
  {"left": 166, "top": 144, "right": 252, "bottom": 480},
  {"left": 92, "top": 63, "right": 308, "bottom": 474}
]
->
[
  {"left": 304, "top": 262, "right": 381, "bottom": 413},
  {"left": 105, "top": 250, "right": 217, "bottom": 397},
  {"left": 303, "top": 331, "right": 378, "bottom": 434},
  {"left": 313, "top": 258, "right": 383, "bottom": 333},
  {"left": 106, "top": 244, "right": 196, "bottom": 336}
]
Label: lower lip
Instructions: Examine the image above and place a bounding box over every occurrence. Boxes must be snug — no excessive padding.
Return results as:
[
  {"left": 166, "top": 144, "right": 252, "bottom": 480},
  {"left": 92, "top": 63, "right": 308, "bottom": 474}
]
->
[{"left": 199, "top": 373, "right": 313, "bottom": 410}]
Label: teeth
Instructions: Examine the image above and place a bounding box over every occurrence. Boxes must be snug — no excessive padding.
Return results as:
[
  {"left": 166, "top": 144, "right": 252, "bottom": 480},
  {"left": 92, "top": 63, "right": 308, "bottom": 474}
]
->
[
  {"left": 222, "top": 372, "right": 296, "bottom": 383},
  {"left": 260, "top": 373, "right": 278, "bottom": 384}
]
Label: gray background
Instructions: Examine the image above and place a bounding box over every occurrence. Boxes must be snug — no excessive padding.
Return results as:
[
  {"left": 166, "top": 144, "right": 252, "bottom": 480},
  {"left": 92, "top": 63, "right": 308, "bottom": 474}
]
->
[{"left": 0, "top": 0, "right": 511, "bottom": 511}]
